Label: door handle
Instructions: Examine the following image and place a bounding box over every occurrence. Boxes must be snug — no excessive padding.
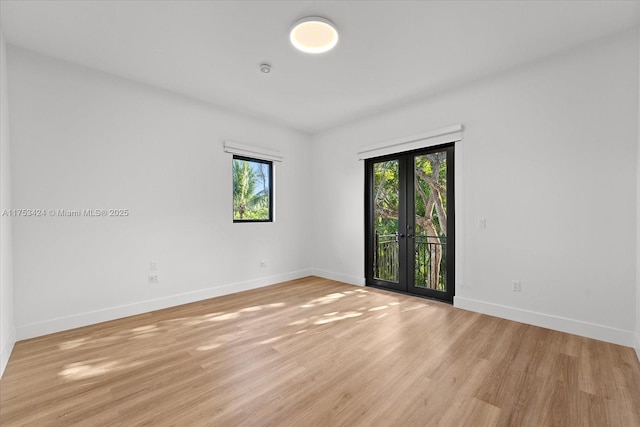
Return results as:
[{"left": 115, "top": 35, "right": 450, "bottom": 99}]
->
[{"left": 399, "top": 233, "right": 405, "bottom": 238}]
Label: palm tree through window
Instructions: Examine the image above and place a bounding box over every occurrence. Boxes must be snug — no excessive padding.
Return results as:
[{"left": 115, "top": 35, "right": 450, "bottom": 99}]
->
[{"left": 232, "top": 156, "right": 273, "bottom": 222}]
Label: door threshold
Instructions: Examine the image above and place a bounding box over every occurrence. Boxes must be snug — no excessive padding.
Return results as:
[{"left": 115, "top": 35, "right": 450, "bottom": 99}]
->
[{"left": 366, "top": 284, "right": 453, "bottom": 305}]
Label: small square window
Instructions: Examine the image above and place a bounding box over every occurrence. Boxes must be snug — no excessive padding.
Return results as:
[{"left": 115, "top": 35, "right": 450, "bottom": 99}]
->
[{"left": 232, "top": 155, "right": 273, "bottom": 222}]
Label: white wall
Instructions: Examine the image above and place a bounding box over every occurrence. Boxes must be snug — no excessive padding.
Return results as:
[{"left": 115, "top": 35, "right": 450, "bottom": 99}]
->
[
  {"left": 312, "top": 30, "right": 639, "bottom": 346},
  {"left": 0, "top": 26, "right": 16, "bottom": 377},
  {"left": 636, "top": 27, "right": 640, "bottom": 360},
  {"left": 7, "top": 47, "right": 313, "bottom": 339}
]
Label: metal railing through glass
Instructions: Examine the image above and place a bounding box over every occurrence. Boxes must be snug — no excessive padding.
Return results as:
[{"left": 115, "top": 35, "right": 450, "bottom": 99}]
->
[{"left": 374, "top": 233, "right": 447, "bottom": 291}]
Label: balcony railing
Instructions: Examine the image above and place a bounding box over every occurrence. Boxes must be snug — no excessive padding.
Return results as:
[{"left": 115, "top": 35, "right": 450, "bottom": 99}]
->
[
  {"left": 374, "top": 233, "right": 400, "bottom": 283},
  {"left": 374, "top": 233, "right": 447, "bottom": 290}
]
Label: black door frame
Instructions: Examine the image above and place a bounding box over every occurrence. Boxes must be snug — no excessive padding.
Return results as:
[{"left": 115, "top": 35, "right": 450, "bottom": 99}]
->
[{"left": 364, "top": 143, "right": 455, "bottom": 303}]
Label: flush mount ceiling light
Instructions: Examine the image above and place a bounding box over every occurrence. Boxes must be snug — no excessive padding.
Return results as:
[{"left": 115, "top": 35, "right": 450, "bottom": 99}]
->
[{"left": 290, "top": 16, "right": 338, "bottom": 54}]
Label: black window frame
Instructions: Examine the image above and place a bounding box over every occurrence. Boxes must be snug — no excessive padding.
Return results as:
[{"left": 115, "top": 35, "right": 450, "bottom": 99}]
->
[{"left": 232, "top": 155, "right": 274, "bottom": 223}]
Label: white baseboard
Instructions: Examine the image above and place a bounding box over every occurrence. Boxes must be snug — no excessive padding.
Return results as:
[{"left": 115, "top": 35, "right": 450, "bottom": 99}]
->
[
  {"left": 16, "top": 269, "right": 313, "bottom": 341},
  {"left": 635, "top": 333, "right": 640, "bottom": 363},
  {"left": 311, "top": 268, "right": 365, "bottom": 287},
  {"left": 0, "top": 327, "right": 16, "bottom": 379},
  {"left": 454, "top": 296, "right": 635, "bottom": 347}
]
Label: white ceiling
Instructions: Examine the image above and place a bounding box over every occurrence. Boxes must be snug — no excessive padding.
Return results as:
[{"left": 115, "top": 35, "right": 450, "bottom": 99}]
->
[{"left": 1, "top": 1, "right": 639, "bottom": 134}]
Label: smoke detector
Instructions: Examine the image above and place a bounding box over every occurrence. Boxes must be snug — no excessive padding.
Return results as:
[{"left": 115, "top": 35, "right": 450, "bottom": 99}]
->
[{"left": 259, "top": 63, "right": 271, "bottom": 73}]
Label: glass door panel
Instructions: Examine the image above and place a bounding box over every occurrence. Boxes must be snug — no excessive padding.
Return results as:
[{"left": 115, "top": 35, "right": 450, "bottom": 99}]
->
[
  {"left": 413, "top": 153, "right": 448, "bottom": 292},
  {"left": 373, "top": 160, "right": 400, "bottom": 283}
]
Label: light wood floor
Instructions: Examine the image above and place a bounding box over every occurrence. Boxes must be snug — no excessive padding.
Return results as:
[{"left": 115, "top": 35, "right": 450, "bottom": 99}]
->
[{"left": 1, "top": 276, "right": 639, "bottom": 426}]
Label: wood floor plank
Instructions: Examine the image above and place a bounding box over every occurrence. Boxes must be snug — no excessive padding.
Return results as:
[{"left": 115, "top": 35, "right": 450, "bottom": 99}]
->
[{"left": 1, "top": 276, "right": 639, "bottom": 426}]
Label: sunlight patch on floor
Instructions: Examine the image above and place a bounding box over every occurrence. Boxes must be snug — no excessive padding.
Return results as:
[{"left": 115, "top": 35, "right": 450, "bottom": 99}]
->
[
  {"left": 194, "top": 330, "right": 247, "bottom": 351},
  {"left": 300, "top": 292, "right": 349, "bottom": 308},
  {"left": 132, "top": 325, "right": 158, "bottom": 332},
  {"left": 59, "top": 337, "right": 88, "bottom": 350},
  {"left": 195, "top": 342, "right": 222, "bottom": 351},
  {"left": 401, "top": 303, "right": 428, "bottom": 312},
  {"left": 207, "top": 312, "right": 240, "bottom": 322},
  {"left": 240, "top": 306, "right": 263, "bottom": 312},
  {"left": 59, "top": 359, "right": 117, "bottom": 380},
  {"left": 259, "top": 335, "right": 284, "bottom": 345},
  {"left": 267, "top": 302, "right": 285, "bottom": 308},
  {"left": 314, "top": 311, "right": 363, "bottom": 325}
]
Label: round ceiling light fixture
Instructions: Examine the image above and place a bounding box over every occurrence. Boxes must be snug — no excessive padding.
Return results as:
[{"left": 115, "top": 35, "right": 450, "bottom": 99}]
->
[{"left": 290, "top": 16, "right": 338, "bottom": 54}]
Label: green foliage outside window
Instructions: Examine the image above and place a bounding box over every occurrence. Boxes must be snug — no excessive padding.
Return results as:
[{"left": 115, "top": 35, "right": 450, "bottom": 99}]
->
[
  {"left": 373, "top": 152, "right": 448, "bottom": 290},
  {"left": 233, "top": 156, "right": 272, "bottom": 222}
]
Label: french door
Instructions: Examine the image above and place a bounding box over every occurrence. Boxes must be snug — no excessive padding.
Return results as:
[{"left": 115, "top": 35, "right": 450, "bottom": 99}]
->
[{"left": 365, "top": 144, "right": 454, "bottom": 302}]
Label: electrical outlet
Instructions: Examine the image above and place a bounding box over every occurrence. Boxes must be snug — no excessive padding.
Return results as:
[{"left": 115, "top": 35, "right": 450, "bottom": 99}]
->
[
  {"left": 512, "top": 280, "right": 521, "bottom": 292},
  {"left": 150, "top": 261, "right": 159, "bottom": 271},
  {"left": 260, "top": 260, "right": 267, "bottom": 268},
  {"left": 148, "top": 273, "right": 159, "bottom": 284},
  {"left": 478, "top": 218, "right": 487, "bottom": 229}
]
